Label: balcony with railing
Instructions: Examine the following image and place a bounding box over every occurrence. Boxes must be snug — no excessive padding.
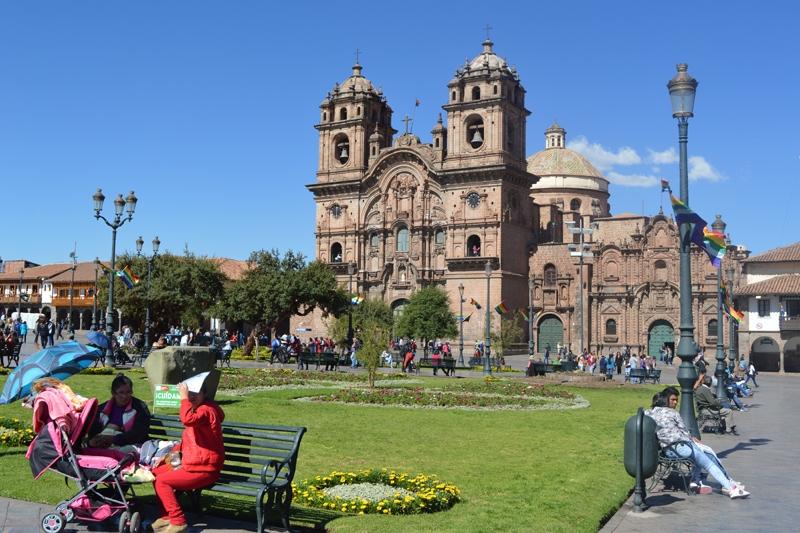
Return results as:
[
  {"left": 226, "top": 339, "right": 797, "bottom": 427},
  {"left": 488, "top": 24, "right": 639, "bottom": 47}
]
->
[{"left": 779, "top": 316, "right": 800, "bottom": 332}]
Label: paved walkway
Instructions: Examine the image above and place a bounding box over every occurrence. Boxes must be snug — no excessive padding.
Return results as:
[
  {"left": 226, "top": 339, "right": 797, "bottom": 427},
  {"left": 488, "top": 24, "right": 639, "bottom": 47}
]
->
[{"left": 602, "top": 371, "right": 800, "bottom": 532}]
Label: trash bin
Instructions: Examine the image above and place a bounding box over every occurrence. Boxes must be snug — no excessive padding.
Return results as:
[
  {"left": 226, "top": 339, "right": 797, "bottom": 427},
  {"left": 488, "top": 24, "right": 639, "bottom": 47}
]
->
[{"left": 623, "top": 408, "right": 659, "bottom": 512}]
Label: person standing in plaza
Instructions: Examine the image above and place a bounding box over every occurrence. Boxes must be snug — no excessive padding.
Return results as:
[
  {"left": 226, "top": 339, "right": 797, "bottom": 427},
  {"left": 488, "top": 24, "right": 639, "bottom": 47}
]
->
[
  {"left": 19, "top": 320, "right": 28, "bottom": 343},
  {"left": 744, "top": 360, "right": 759, "bottom": 388}
]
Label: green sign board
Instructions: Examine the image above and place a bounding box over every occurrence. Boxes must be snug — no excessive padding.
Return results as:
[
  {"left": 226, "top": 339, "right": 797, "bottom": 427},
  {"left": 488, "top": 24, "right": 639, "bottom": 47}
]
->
[{"left": 153, "top": 384, "right": 181, "bottom": 409}]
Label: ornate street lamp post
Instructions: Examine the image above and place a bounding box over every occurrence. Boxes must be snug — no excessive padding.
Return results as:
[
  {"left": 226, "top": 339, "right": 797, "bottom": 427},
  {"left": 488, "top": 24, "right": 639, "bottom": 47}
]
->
[
  {"left": 727, "top": 261, "right": 737, "bottom": 369},
  {"left": 668, "top": 64, "right": 700, "bottom": 437},
  {"left": 93, "top": 188, "right": 138, "bottom": 367},
  {"left": 714, "top": 261, "right": 727, "bottom": 399},
  {"left": 458, "top": 283, "right": 465, "bottom": 367},
  {"left": 528, "top": 277, "right": 535, "bottom": 357},
  {"left": 91, "top": 258, "right": 99, "bottom": 330},
  {"left": 347, "top": 262, "right": 355, "bottom": 353},
  {"left": 68, "top": 248, "right": 77, "bottom": 334},
  {"left": 484, "top": 260, "right": 492, "bottom": 376},
  {"left": 18, "top": 268, "right": 24, "bottom": 316},
  {"left": 136, "top": 235, "right": 160, "bottom": 352}
]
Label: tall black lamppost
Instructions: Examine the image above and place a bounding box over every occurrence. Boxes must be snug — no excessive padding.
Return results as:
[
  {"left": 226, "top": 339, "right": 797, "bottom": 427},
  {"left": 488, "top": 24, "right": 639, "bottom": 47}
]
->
[
  {"left": 347, "top": 262, "right": 355, "bottom": 352},
  {"left": 91, "top": 258, "right": 99, "bottom": 330},
  {"left": 668, "top": 64, "right": 700, "bottom": 437},
  {"left": 528, "top": 277, "right": 535, "bottom": 357},
  {"left": 727, "top": 260, "right": 737, "bottom": 369},
  {"left": 136, "top": 235, "right": 160, "bottom": 351},
  {"left": 93, "top": 188, "right": 138, "bottom": 367},
  {"left": 458, "top": 283, "right": 465, "bottom": 366},
  {"left": 712, "top": 216, "right": 728, "bottom": 399},
  {"left": 68, "top": 249, "right": 77, "bottom": 333},
  {"left": 483, "top": 260, "right": 492, "bottom": 376}
]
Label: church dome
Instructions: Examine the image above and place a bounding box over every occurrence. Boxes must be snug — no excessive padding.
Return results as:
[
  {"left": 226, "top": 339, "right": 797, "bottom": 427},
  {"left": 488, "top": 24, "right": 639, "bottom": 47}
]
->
[
  {"left": 528, "top": 123, "right": 604, "bottom": 180},
  {"left": 337, "top": 63, "right": 379, "bottom": 96},
  {"left": 452, "top": 39, "right": 517, "bottom": 82}
]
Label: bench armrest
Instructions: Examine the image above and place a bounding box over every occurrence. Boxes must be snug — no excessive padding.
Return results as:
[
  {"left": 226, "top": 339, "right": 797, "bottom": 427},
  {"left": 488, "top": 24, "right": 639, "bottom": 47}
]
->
[{"left": 261, "top": 458, "right": 290, "bottom": 486}]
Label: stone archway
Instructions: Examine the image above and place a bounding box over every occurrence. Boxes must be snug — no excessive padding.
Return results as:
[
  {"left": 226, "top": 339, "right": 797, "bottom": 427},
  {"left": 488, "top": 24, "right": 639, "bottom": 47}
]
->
[
  {"left": 537, "top": 315, "right": 563, "bottom": 354},
  {"left": 750, "top": 336, "right": 780, "bottom": 372},
  {"left": 784, "top": 337, "right": 800, "bottom": 373},
  {"left": 648, "top": 320, "right": 675, "bottom": 359}
]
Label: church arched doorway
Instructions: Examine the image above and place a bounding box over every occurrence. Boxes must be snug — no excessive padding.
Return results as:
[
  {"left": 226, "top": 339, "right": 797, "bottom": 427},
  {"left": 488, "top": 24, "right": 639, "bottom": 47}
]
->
[
  {"left": 648, "top": 320, "right": 674, "bottom": 359},
  {"left": 751, "top": 336, "right": 780, "bottom": 372},
  {"left": 784, "top": 337, "right": 800, "bottom": 373},
  {"left": 537, "top": 316, "right": 563, "bottom": 354}
]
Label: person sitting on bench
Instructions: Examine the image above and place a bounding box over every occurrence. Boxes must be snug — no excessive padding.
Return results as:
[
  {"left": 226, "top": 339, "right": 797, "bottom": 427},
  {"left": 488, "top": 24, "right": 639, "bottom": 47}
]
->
[
  {"left": 695, "top": 376, "right": 737, "bottom": 435},
  {"left": 646, "top": 386, "right": 749, "bottom": 499}
]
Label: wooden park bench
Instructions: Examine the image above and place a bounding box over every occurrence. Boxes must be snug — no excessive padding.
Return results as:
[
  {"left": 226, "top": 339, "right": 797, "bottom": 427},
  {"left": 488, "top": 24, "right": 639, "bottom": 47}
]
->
[
  {"left": 645, "top": 368, "right": 662, "bottom": 384},
  {"left": 297, "top": 351, "right": 338, "bottom": 370},
  {"left": 417, "top": 357, "right": 456, "bottom": 376},
  {"left": 626, "top": 368, "right": 648, "bottom": 383},
  {"left": 0, "top": 341, "right": 21, "bottom": 368},
  {"left": 132, "top": 346, "right": 151, "bottom": 367},
  {"left": 149, "top": 414, "right": 307, "bottom": 532}
]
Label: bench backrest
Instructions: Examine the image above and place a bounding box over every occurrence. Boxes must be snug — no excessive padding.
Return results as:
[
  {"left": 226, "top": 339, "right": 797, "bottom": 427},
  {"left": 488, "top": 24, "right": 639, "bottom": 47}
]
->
[
  {"left": 629, "top": 368, "right": 647, "bottom": 378},
  {"left": 149, "top": 414, "right": 307, "bottom": 484}
]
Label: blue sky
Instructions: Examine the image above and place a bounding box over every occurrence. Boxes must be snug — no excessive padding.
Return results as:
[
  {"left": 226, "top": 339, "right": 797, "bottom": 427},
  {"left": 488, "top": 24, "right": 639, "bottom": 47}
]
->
[{"left": 1, "top": 0, "right": 797, "bottom": 266}]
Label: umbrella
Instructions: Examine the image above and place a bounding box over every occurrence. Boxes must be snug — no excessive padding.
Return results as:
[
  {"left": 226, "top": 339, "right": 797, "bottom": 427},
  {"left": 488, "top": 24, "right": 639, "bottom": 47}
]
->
[
  {"left": 0, "top": 341, "right": 102, "bottom": 404},
  {"left": 85, "top": 330, "right": 110, "bottom": 349}
]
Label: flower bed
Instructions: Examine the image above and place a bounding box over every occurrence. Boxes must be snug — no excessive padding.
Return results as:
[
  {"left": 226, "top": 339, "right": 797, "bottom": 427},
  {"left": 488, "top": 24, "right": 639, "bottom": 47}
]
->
[
  {"left": 293, "top": 469, "right": 460, "bottom": 515},
  {"left": 80, "top": 366, "right": 115, "bottom": 375},
  {"left": 302, "top": 387, "right": 586, "bottom": 410},
  {"left": 440, "top": 379, "right": 575, "bottom": 399},
  {"left": 0, "top": 416, "right": 35, "bottom": 447},
  {"left": 0, "top": 367, "right": 9, "bottom": 375},
  {"left": 219, "top": 368, "right": 405, "bottom": 390}
]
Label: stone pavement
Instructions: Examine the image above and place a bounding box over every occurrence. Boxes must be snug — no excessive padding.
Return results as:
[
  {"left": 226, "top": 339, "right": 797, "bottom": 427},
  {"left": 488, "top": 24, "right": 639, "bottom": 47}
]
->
[{"left": 602, "top": 371, "right": 800, "bottom": 532}]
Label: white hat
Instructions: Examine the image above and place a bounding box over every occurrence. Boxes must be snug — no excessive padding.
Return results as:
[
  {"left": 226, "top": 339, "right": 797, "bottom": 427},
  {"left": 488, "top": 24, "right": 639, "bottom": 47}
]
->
[{"left": 181, "top": 371, "right": 210, "bottom": 393}]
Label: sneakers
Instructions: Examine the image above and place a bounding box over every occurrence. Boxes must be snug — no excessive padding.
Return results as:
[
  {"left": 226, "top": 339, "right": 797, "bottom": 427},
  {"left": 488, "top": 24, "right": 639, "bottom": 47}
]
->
[
  {"left": 689, "top": 482, "right": 713, "bottom": 495},
  {"left": 722, "top": 483, "right": 750, "bottom": 499}
]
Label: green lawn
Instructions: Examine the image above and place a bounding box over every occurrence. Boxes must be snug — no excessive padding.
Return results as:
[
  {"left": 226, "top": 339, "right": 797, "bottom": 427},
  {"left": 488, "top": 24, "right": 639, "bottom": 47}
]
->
[{"left": 0, "top": 371, "right": 661, "bottom": 532}]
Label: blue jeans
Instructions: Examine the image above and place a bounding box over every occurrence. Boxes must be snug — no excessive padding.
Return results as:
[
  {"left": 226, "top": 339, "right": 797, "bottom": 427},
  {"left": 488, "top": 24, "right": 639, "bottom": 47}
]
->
[
  {"left": 664, "top": 441, "right": 732, "bottom": 490},
  {"left": 350, "top": 351, "right": 358, "bottom": 368}
]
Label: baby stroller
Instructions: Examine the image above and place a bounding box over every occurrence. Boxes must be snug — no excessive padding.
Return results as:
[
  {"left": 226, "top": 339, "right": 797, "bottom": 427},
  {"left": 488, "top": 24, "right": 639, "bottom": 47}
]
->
[{"left": 26, "top": 387, "right": 142, "bottom": 533}]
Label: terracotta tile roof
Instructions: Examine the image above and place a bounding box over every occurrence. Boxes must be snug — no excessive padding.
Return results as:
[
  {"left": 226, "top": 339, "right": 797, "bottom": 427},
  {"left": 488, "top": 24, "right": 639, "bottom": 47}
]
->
[
  {"left": 744, "top": 242, "right": 800, "bottom": 263},
  {"left": 47, "top": 262, "right": 104, "bottom": 284},
  {"left": 211, "top": 258, "right": 250, "bottom": 281},
  {"left": 737, "top": 274, "right": 800, "bottom": 296},
  {"left": 0, "top": 263, "right": 71, "bottom": 282}
]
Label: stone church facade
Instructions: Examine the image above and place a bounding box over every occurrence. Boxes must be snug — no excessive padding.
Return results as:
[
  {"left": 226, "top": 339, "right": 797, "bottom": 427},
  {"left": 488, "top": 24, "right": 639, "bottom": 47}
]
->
[{"left": 295, "top": 40, "right": 747, "bottom": 357}]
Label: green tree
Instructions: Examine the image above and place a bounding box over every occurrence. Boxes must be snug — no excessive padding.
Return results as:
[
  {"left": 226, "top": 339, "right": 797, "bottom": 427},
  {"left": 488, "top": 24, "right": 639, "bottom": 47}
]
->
[
  {"left": 215, "top": 250, "right": 348, "bottom": 355},
  {"left": 326, "top": 298, "right": 394, "bottom": 346},
  {"left": 395, "top": 287, "right": 457, "bottom": 350},
  {"left": 492, "top": 314, "right": 524, "bottom": 366},
  {"left": 98, "top": 252, "right": 227, "bottom": 333},
  {"left": 357, "top": 321, "right": 391, "bottom": 388}
]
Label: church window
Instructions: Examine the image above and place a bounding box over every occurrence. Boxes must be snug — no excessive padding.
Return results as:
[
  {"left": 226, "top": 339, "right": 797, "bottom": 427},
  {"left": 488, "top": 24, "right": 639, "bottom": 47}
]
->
[
  {"left": 435, "top": 138, "right": 440, "bottom": 148},
  {"left": 339, "top": 107, "right": 348, "bottom": 120},
  {"left": 330, "top": 204, "right": 342, "bottom": 219},
  {"left": 371, "top": 146, "right": 376, "bottom": 156},
  {"left": 605, "top": 319, "right": 617, "bottom": 336},
  {"left": 471, "top": 86, "right": 481, "bottom": 100},
  {"left": 758, "top": 299, "right": 770, "bottom": 317},
  {"left": 452, "top": 90, "right": 456, "bottom": 101},
  {"left": 570, "top": 199, "right": 581, "bottom": 212},
  {"left": 333, "top": 134, "right": 350, "bottom": 164},
  {"left": 330, "top": 242, "right": 343, "bottom": 262},
  {"left": 707, "top": 319, "right": 718, "bottom": 337},
  {"left": 544, "top": 264, "right": 557, "bottom": 286},
  {"left": 466, "top": 115, "right": 484, "bottom": 149},
  {"left": 654, "top": 260, "right": 668, "bottom": 282},
  {"left": 396, "top": 227, "right": 409, "bottom": 252},
  {"left": 356, "top": 106, "right": 361, "bottom": 116},
  {"left": 323, "top": 112, "right": 327, "bottom": 121},
  {"left": 466, "top": 235, "right": 481, "bottom": 257},
  {"left": 435, "top": 229, "right": 445, "bottom": 245},
  {"left": 494, "top": 85, "right": 498, "bottom": 95},
  {"left": 370, "top": 233, "right": 379, "bottom": 247}
]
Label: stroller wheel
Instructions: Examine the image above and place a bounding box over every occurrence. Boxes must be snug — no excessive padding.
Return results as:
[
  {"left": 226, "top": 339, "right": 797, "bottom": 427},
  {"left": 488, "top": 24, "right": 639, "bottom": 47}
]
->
[
  {"left": 117, "top": 510, "right": 130, "bottom": 533},
  {"left": 129, "top": 511, "right": 142, "bottom": 533},
  {"left": 41, "top": 512, "right": 66, "bottom": 533}
]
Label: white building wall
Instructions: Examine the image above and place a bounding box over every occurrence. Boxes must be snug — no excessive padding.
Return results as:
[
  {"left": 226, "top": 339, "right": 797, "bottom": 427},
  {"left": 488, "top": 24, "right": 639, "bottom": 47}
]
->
[{"left": 746, "top": 295, "right": 780, "bottom": 332}]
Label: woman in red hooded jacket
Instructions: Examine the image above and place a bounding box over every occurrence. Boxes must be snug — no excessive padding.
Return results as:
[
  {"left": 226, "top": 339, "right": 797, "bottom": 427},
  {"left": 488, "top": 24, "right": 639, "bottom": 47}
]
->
[{"left": 151, "top": 379, "right": 225, "bottom": 533}]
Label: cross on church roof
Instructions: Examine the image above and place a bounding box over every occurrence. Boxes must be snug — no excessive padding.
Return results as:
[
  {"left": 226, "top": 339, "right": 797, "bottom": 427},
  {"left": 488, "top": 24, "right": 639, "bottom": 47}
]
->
[
  {"left": 355, "top": 48, "right": 361, "bottom": 65},
  {"left": 402, "top": 115, "right": 413, "bottom": 135},
  {"left": 484, "top": 24, "right": 493, "bottom": 40}
]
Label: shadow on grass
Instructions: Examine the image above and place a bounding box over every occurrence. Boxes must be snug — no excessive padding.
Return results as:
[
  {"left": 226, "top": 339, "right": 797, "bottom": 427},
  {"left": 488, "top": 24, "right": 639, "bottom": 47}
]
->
[
  {"left": 0, "top": 448, "right": 27, "bottom": 458},
  {"left": 215, "top": 398, "right": 243, "bottom": 406},
  {"left": 135, "top": 492, "right": 340, "bottom": 531},
  {"left": 716, "top": 437, "right": 770, "bottom": 459}
]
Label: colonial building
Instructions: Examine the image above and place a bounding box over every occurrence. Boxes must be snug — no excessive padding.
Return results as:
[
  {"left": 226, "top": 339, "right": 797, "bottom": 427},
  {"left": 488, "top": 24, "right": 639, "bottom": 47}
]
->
[
  {"left": 297, "top": 39, "right": 752, "bottom": 364},
  {"left": 735, "top": 242, "right": 800, "bottom": 372}
]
